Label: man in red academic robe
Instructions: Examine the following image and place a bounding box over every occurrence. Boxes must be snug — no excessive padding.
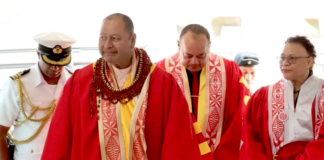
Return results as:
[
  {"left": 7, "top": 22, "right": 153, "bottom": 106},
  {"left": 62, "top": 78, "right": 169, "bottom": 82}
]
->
[
  {"left": 41, "top": 13, "right": 203, "bottom": 160},
  {"left": 241, "top": 35, "right": 324, "bottom": 160},
  {"left": 156, "top": 24, "right": 250, "bottom": 160}
]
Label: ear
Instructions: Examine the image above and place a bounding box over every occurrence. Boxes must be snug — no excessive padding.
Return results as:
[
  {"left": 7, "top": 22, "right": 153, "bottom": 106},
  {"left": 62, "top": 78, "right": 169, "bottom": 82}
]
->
[
  {"left": 131, "top": 33, "right": 136, "bottom": 48},
  {"left": 36, "top": 51, "right": 41, "bottom": 59},
  {"left": 308, "top": 57, "right": 315, "bottom": 69},
  {"left": 206, "top": 41, "right": 211, "bottom": 52},
  {"left": 177, "top": 40, "right": 181, "bottom": 52}
]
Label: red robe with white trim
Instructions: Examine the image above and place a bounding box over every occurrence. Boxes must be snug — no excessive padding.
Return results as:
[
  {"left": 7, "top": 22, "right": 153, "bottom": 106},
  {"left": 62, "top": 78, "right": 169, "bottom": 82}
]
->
[
  {"left": 156, "top": 55, "right": 250, "bottom": 160},
  {"left": 41, "top": 64, "right": 202, "bottom": 160},
  {"left": 241, "top": 86, "right": 324, "bottom": 160}
]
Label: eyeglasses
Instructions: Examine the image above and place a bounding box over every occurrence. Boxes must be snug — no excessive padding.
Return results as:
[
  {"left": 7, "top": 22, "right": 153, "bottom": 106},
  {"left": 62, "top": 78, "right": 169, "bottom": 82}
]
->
[{"left": 277, "top": 56, "right": 310, "bottom": 64}]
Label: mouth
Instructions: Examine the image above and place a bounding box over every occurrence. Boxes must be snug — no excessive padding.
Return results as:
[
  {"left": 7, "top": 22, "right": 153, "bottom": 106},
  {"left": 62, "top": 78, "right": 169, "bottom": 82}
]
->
[
  {"left": 189, "top": 65, "right": 200, "bottom": 68},
  {"left": 104, "top": 51, "right": 118, "bottom": 55},
  {"left": 281, "top": 69, "right": 291, "bottom": 73},
  {"left": 52, "top": 71, "right": 61, "bottom": 75}
]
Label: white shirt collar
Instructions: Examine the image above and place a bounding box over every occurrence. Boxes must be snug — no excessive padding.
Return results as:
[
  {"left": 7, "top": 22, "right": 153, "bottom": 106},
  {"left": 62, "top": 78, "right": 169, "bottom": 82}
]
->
[{"left": 29, "top": 63, "right": 69, "bottom": 87}]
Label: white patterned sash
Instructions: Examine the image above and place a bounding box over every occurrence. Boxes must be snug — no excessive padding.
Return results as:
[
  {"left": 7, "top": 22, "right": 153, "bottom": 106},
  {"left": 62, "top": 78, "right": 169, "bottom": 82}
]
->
[{"left": 269, "top": 79, "right": 324, "bottom": 153}]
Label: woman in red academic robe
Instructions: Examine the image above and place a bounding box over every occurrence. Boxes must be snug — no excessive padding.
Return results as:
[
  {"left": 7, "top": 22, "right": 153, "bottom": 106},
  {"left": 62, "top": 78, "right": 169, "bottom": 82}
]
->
[{"left": 241, "top": 35, "right": 324, "bottom": 160}]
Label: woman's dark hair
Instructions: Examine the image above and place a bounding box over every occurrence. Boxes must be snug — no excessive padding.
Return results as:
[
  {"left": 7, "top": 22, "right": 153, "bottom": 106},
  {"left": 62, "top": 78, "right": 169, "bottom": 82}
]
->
[
  {"left": 285, "top": 35, "right": 316, "bottom": 73},
  {"left": 285, "top": 35, "right": 316, "bottom": 58}
]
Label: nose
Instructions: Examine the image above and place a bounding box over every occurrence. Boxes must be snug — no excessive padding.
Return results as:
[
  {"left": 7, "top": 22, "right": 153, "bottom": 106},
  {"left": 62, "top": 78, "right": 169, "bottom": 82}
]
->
[
  {"left": 51, "top": 65, "right": 60, "bottom": 71},
  {"left": 281, "top": 58, "right": 289, "bottom": 66},
  {"left": 191, "top": 57, "right": 199, "bottom": 65},
  {"left": 245, "top": 73, "right": 252, "bottom": 81},
  {"left": 103, "top": 39, "right": 113, "bottom": 49}
]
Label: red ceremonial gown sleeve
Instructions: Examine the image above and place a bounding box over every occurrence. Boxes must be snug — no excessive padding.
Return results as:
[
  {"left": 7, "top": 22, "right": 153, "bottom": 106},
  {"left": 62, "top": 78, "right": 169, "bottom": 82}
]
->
[
  {"left": 41, "top": 65, "right": 101, "bottom": 160},
  {"left": 41, "top": 70, "right": 76, "bottom": 160},
  {"left": 213, "top": 60, "right": 250, "bottom": 160},
  {"left": 161, "top": 76, "right": 202, "bottom": 160},
  {"left": 294, "top": 134, "right": 324, "bottom": 160},
  {"left": 155, "top": 60, "right": 213, "bottom": 160},
  {"left": 241, "top": 86, "right": 273, "bottom": 160},
  {"left": 145, "top": 68, "right": 202, "bottom": 160},
  {"left": 155, "top": 60, "right": 164, "bottom": 69}
]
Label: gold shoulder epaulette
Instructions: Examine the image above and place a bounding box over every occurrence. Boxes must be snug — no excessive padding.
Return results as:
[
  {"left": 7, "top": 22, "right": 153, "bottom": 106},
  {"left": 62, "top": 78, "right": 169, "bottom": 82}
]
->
[{"left": 10, "top": 69, "right": 30, "bottom": 80}]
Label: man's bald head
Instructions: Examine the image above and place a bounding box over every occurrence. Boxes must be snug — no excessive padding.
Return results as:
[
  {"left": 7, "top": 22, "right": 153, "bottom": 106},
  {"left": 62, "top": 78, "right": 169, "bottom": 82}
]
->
[
  {"left": 179, "top": 24, "right": 210, "bottom": 42},
  {"left": 103, "top": 13, "right": 134, "bottom": 36}
]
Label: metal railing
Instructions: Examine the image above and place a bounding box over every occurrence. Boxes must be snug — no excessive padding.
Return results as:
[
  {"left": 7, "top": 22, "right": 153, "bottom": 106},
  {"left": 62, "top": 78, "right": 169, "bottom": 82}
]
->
[
  {"left": 0, "top": 48, "right": 323, "bottom": 70},
  {"left": 0, "top": 62, "right": 92, "bottom": 69},
  {"left": 0, "top": 47, "right": 98, "bottom": 54}
]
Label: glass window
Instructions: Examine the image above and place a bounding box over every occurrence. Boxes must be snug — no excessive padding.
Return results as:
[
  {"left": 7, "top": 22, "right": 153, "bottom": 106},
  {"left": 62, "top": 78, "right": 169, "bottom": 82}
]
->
[{"left": 211, "top": 17, "right": 241, "bottom": 37}]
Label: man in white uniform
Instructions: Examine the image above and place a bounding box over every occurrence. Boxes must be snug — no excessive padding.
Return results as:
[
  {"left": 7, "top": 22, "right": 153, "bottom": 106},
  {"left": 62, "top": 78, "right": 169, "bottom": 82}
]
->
[{"left": 0, "top": 32, "right": 76, "bottom": 160}]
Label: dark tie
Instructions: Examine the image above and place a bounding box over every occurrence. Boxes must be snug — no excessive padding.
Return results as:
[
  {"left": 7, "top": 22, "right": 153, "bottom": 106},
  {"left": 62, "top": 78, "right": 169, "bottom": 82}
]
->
[{"left": 191, "top": 72, "right": 199, "bottom": 119}]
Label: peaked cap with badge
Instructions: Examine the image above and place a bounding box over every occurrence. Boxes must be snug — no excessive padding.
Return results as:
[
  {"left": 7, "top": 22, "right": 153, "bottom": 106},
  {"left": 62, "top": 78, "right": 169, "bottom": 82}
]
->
[
  {"left": 34, "top": 32, "right": 77, "bottom": 66},
  {"left": 234, "top": 52, "right": 259, "bottom": 67}
]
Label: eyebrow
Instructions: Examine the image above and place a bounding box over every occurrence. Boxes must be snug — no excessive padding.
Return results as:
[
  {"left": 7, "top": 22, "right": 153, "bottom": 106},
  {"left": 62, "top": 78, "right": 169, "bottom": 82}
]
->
[
  {"left": 185, "top": 52, "right": 205, "bottom": 56},
  {"left": 100, "top": 33, "right": 121, "bottom": 36},
  {"left": 198, "top": 53, "right": 205, "bottom": 56},
  {"left": 281, "top": 53, "right": 297, "bottom": 57}
]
